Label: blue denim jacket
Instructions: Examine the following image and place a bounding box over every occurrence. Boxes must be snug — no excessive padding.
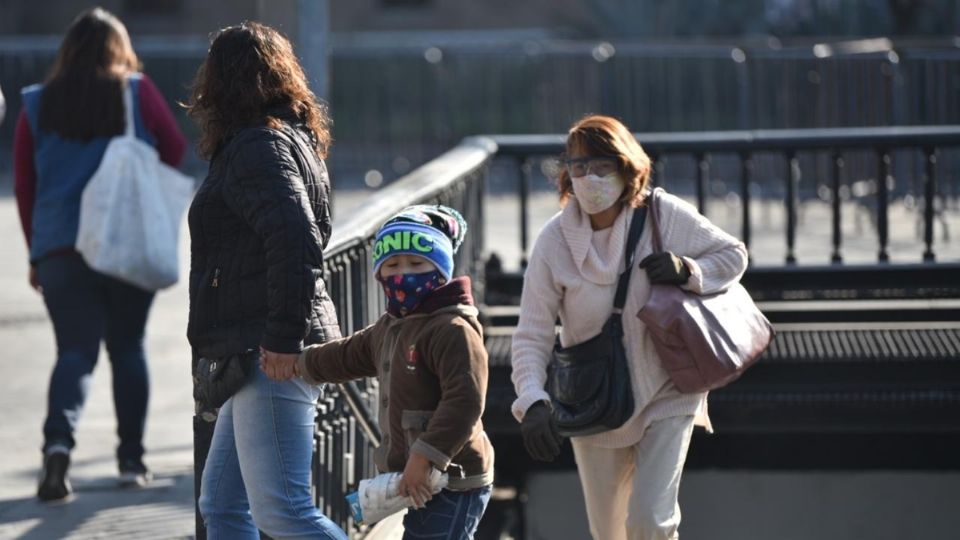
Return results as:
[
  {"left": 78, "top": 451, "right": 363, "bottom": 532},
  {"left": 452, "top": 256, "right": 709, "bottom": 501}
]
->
[{"left": 20, "top": 74, "right": 155, "bottom": 263}]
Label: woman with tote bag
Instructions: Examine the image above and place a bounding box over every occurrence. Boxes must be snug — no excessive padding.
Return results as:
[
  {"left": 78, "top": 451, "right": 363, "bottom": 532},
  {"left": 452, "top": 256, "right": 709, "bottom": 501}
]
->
[{"left": 13, "top": 7, "right": 186, "bottom": 502}]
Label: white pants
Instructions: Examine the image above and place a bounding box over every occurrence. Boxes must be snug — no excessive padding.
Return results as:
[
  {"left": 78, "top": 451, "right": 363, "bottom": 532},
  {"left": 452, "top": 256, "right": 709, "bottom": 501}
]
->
[{"left": 571, "top": 415, "right": 695, "bottom": 540}]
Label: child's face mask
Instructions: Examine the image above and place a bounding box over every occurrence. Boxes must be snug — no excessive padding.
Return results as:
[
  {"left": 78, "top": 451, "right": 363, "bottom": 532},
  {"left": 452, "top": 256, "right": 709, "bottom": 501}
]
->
[{"left": 378, "top": 270, "right": 446, "bottom": 317}]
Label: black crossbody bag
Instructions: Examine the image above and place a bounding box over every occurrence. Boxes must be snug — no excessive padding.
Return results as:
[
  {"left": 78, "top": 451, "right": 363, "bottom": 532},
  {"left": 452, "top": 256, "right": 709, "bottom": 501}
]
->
[
  {"left": 193, "top": 349, "right": 258, "bottom": 409},
  {"left": 548, "top": 205, "right": 646, "bottom": 437}
]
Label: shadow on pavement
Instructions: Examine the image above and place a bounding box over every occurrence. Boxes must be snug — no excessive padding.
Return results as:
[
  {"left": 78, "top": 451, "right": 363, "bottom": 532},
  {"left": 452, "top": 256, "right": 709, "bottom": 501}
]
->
[{"left": 0, "top": 470, "right": 195, "bottom": 539}]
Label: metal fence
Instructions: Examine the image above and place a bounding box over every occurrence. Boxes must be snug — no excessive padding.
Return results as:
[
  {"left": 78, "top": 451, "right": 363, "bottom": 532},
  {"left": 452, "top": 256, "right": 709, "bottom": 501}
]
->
[
  {"left": 190, "top": 139, "right": 490, "bottom": 539},
  {"left": 184, "top": 125, "right": 960, "bottom": 537},
  {"left": 492, "top": 126, "right": 960, "bottom": 266},
  {"left": 2, "top": 38, "right": 960, "bottom": 186},
  {"left": 316, "top": 125, "right": 960, "bottom": 536},
  {"left": 326, "top": 40, "right": 960, "bottom": 184}
]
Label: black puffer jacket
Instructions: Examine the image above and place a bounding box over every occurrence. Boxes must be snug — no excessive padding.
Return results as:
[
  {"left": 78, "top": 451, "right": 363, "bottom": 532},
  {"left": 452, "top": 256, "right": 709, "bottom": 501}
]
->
[{"left": 187, "top": 121, "right": 340, "bottom": 358}]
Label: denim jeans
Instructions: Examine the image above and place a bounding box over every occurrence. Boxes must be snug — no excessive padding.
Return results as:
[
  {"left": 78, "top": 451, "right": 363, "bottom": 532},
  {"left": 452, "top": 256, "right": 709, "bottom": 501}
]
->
[
  {"left": 402, "top": 485, "right": 492, "bottom": 540},
  {"left": 199, "top": 367, "right": 347, "bottom": 540},
  {"left": 35, "top": 254, "right": 154, "bottom": 461}
]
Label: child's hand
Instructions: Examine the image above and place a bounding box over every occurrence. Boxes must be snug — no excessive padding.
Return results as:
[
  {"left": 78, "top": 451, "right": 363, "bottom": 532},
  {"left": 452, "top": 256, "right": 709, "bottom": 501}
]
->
[{"left": 398, "top": 452, "right": 434, "bottom": 509}]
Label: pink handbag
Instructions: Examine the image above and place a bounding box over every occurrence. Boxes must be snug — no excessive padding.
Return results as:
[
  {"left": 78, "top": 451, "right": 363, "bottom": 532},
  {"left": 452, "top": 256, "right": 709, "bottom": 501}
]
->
[{"left": 636, "top": 189, "right": 774, "bottom": 393}]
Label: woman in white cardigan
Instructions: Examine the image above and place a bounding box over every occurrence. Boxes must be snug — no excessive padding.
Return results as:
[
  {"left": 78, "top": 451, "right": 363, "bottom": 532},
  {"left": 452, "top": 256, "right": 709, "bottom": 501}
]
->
[{"left": 511, "top": 115, "right": 748, "bottom": 540}]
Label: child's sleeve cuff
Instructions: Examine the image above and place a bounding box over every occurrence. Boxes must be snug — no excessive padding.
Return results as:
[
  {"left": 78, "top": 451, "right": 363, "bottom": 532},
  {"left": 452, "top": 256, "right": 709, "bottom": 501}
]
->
[{"left": 297, "top": 345, "right": 322, "bottom": 384}]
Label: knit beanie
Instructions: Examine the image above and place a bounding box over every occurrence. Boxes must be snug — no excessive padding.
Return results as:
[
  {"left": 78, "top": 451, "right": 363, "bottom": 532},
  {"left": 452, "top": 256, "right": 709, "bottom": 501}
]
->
[{"left": 372, "top": 205, "right": 468, "bottom": 281}]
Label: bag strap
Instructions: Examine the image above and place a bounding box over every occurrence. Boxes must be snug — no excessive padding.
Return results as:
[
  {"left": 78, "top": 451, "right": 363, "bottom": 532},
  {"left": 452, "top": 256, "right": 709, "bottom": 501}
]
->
[
  {"left": 648, "top": 188, "right": 665, "bottom": 253},
  {"left": 612, "top": 204, "right": 648, "bottom": 312},
  {"left": 122, "top": 80, "right": 136, "bottom": 139}
]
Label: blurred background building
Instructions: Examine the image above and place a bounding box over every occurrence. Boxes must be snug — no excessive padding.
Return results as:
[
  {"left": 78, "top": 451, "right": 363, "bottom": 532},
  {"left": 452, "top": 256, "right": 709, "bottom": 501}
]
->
[{"left": 1, "top": 0, "right": 959, "bottom": 191}]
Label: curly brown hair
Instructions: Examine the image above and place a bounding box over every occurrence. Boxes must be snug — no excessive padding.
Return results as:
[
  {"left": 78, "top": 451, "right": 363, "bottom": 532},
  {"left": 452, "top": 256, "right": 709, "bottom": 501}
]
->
[
  {"left": 185, "top": 21, "right": 331, "bottom": 159},
  {"left": 557, "top": 115, "right": 652, "bottom": 208}
]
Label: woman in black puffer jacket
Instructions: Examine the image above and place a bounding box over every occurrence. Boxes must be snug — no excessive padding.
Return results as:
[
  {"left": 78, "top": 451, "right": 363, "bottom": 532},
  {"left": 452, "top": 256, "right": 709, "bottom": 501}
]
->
[{"left": 185, "top": 22, "right": 346, "bottom": 539}]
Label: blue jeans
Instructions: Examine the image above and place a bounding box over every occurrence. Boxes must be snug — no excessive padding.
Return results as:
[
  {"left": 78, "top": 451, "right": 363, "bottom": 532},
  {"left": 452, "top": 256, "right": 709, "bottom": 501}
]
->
[
  {"left": 198, "top": 368, "right": 347, "bottom": 540},
  {"left": 402, "top": 485, "right": 492, "bottom": 540},
  {"left": 35, "top": 254, "right": 154, "bottom": 461}
]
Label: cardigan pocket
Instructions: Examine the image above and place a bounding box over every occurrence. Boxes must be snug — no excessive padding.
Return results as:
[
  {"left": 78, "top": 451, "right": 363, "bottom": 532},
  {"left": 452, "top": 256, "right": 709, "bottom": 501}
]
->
[{"left": 401, "top": 409, "right": 435, "bottom": 448}]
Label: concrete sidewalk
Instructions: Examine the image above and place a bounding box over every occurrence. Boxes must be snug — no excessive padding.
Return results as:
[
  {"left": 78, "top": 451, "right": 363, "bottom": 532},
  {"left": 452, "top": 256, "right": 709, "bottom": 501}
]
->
[
  {"left": 0, "top": 195, "right": 196, "bottom": 539},
  {"left": 0, "top": 191, "right": 377, "bottom": 540}
]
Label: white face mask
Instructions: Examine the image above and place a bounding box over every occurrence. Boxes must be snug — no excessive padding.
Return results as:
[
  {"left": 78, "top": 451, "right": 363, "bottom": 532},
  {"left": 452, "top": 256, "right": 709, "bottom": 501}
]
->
[{"left": 571, "top": 173, "right": 625, "bottom": 214}]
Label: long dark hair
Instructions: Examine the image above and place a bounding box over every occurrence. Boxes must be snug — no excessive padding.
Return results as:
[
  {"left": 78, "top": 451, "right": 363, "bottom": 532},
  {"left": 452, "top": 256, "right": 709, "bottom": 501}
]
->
[
  {"left": 39, "top": 7, "right": 140, "bottom": 140},
  {"left": 185, "top": 22, "right": 332, "bottom": 160}
]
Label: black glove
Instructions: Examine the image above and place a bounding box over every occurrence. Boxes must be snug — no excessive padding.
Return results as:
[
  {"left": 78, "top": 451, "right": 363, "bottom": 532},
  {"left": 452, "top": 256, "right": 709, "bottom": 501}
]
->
[
  {"left": 520, "top": 401, "right": 563, "bottom": 462},
  {"left": 639, "top": 251, "right": 691, "bottom": 285}
]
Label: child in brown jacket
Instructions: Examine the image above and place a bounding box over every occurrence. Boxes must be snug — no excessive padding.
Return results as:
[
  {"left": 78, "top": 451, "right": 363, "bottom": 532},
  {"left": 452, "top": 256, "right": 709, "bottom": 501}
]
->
[{"left": 297, "top": 205, "right": 494, "bottom": 537}]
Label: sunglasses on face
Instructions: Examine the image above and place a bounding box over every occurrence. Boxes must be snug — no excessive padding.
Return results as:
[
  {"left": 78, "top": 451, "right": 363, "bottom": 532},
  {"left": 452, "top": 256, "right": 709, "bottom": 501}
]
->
[{"left": 563, "top": 156, "right": 619, "bottom": 177}]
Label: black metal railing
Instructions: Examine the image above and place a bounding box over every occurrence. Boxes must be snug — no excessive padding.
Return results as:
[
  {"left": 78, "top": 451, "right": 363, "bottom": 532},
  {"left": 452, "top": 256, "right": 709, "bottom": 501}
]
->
[
  {"left": 479, "top": 128, "right": 960, "bottom": 475},
  {"left": 191, "top": 138, "right": 492, "bottom": 539},
  {"left": 492, "top": 125, "right": 960, "bottom": 266},
  {"left": 192, "top": 126, "right": 960, "bottom": 536}
]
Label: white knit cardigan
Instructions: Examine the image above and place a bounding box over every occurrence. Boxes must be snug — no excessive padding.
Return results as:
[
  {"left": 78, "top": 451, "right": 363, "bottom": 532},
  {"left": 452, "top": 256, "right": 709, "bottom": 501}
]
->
[{"left": 510, "top": 192, "right": 748, "bottom": 448}]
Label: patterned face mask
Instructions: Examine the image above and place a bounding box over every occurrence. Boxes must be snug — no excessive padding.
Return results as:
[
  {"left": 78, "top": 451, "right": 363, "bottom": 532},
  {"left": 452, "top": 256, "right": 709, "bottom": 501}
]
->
[
  {"left": 378, "top": 270, "right": 446, "bottom": 317},
  {"left": 571, "top": 172, "right": 626, "bottom": 214}
]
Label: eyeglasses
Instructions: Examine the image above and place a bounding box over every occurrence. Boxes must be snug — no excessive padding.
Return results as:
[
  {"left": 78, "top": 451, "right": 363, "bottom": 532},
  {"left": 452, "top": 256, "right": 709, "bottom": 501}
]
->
[{"left": 563, "top": 156, "right": 618, "bottom": 177}]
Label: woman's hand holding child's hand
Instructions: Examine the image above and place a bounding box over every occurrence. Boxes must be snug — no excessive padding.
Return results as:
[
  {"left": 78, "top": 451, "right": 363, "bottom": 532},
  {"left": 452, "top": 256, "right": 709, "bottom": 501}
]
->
[
  {"left": 398, "top": 452, "right": 434, "bottom": 509},
  {"left": 260, "top": 347, "right": 299, "bottom": 380}
]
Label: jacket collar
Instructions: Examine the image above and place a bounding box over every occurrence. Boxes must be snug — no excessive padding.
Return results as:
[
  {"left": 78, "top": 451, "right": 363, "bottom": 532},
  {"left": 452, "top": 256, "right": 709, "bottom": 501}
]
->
[
  {"left": 379, "top": 276, "right": 476, "bottom": 322},
  {"left": 559, "top": 200, "right": 632, "bottom": 285},
  {"left": 378, "top": 277, "right": 481, "bottom": 336},
  {"left": 410, "top": 276, "right": 474, "bottom": 315}
]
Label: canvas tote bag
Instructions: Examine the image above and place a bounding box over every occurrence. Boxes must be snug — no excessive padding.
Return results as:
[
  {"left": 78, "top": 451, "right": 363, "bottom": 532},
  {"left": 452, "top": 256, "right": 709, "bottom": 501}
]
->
[{"left": 75, "top": 78, "right": 194, "bottom": 291}]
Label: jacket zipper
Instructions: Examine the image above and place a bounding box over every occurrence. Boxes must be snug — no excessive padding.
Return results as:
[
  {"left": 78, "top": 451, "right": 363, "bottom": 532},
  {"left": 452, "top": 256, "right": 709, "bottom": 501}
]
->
[{"left": 209, "top": 267, "right": 221, "bottom": 329}]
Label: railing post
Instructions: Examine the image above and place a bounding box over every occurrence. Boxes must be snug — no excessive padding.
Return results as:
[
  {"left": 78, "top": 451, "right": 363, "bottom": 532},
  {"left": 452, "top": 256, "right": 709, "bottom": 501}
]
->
[
  {"left": 740, "top": 152, "right": 753, "bottom": 254},
  {"left": 650, "top": 155, "right": 662, "bottom": 189},
  {"left": 519, "top": 157, "right": 531, "bottom": 269},
  {"left": 476, "top": 165, "right": 487, "bottom": 284},
  {"left": 831, "top": 152, "right": 844, "bottom": 264},
  {"left": 349, "top": 251, "right": 365, "bottom": 334},
  {"left": 339, "top": 382, "right": 382, "bottom": 448},
  {"left": 317, "top": 405, "right": 331, "bottom": 513},
  {"left": 785, "top": 151, "right": 799, "bottom": 265},
  {"left": 332, "top": 414, "right": 344, "bottom": 525},
  {"left": 733, "top": 47, "right": 752, "bottom": 130},
  {"left": 364, "top": 243, "right": 380, "bottom": 326},
  {"left": 192, "top": 380, "right": 213, "bottom": 540},
  {"left": 923, "top": 148, "right": 937, "bottom": 262},
  {"left": 877, "top": 150, "right": 892, "bottom": 262},
  {"left": 696, "top": 153, "right": 708, "bottom": 216},
  {"left": 330, "top": 255, "right": 349, "bottom": 334}
]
